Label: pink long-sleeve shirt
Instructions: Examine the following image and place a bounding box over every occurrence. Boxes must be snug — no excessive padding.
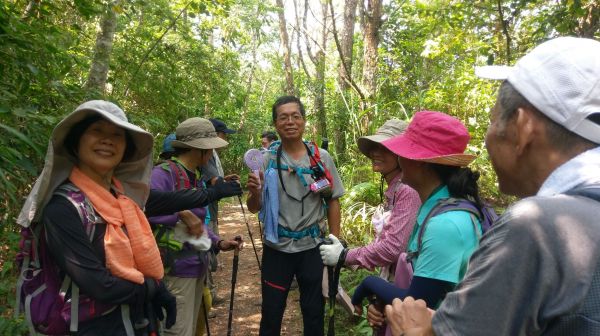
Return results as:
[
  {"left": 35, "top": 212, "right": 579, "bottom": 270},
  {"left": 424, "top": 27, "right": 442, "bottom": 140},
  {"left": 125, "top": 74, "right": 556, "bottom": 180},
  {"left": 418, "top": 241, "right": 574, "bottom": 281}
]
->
[{"left": 344, "top": 174, "right": 420, "bottom": 270}]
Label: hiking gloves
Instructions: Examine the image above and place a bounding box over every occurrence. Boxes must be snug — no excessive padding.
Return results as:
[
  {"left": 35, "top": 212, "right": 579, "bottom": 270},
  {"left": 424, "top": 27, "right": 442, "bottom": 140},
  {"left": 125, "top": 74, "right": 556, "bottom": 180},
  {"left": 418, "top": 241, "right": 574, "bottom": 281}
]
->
[
  {"left": 145, "top": 279, "right": 177, "bottom": 329},
  {"left": 154, "top": 281, "right": 177, "bottom": 329},
  {"left": 207, "top": 177, "right": 243, "bottom": 200},
  {"left": 319, "top": 234, "right": 347, "bottom": 267}
]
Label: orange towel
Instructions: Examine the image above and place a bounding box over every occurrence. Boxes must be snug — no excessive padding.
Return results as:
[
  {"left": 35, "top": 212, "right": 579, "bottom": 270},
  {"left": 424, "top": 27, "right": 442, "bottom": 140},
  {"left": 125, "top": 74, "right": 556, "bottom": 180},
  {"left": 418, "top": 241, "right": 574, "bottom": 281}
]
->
[{"left": 70, "top": 167, "right": 164, "bottom": 284}]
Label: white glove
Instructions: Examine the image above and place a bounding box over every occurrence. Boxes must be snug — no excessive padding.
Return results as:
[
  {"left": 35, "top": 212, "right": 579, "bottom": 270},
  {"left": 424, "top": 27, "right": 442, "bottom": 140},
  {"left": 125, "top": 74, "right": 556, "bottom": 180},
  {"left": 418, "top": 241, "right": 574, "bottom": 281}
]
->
[{"left": 319, "top": 234, "right": 345, "bottom": 266}]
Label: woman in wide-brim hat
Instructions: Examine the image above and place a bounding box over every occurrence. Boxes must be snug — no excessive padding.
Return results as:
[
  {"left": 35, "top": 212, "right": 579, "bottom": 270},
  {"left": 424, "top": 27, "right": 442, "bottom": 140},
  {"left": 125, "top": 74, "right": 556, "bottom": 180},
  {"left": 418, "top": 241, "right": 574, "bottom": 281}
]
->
[
  {"left": 17, "top": 100, "right": 177, "bottom": 335},
  {"left": 319, "top": 119, "right": 421, "bottom": 313},
  {"left": 352, "top": 111, "right": 485, "bottom": 333}
]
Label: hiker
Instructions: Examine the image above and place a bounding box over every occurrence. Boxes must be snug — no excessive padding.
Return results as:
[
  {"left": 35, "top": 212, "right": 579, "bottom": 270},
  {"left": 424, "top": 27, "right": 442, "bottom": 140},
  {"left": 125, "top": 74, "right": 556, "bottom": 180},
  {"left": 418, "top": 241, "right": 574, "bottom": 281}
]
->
[
  {"left": 246, "top": 95, "right": 345, "bottom": 336},
  {"left": 384, "top": 37, "right": 600, "bottom": 336},
  {"left": 201, "top": 118, "right": 238, "bottom": 237},
  {"left": 148, "top": 117, "right": 242, "bottom": 336},
  {"left": 200, "top": 118, "right": 239, "bottom": 306},
  {"left": 261, "top": 130, "right": 278, "bottom": 151},
  {"left": 318, "top": 119, "right": 420, "bottom": 307},
  {"left": 17, "top": 100, "right": 177, "bottom": 335},
  {"left": 352, "top": 111, "right": 486, "bottom": 332},
  {"left": 159, "top": 133, "right": 177, "bottom": 161}
]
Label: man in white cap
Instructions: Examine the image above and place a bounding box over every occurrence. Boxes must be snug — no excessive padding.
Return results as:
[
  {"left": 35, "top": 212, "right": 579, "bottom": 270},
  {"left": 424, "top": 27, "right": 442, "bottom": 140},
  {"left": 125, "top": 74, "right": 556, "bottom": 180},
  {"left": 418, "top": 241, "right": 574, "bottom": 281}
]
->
[{"left": 384, "top": 37, "right": 600, "bottom": 335}]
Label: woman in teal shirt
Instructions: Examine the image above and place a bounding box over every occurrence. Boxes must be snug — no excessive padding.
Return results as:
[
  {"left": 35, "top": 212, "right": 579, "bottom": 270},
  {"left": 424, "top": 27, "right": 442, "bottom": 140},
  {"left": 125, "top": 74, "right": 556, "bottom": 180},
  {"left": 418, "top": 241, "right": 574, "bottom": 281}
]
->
[{"left": 352, "top": 111, "right": 485, "bottom": 331}]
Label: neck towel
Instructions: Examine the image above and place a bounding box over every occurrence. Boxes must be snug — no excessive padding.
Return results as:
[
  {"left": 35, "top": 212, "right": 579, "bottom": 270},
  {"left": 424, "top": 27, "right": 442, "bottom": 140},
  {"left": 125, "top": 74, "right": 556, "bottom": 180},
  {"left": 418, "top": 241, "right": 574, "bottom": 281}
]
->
[
  {"left": 70, "top": 167, "right": 164, "bottom": 284},
  {"left": 259, "top": 168, "right": 279, "bottom": 244}
]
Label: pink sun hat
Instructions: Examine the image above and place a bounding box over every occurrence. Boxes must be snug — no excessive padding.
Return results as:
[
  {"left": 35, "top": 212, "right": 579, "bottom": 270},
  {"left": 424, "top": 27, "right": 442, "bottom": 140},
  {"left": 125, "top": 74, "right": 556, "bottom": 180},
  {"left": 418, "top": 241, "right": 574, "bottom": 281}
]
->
[{"left": 381, "top": 111, "right": 476, "bottom": 167}]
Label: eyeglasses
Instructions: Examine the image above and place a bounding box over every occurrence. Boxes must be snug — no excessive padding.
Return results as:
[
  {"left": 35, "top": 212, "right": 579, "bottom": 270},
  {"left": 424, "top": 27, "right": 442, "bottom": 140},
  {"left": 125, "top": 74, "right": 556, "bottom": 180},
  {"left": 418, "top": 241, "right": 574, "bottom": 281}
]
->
[{"left": 276, "top": 113, "right": 303, "bottom": 123}]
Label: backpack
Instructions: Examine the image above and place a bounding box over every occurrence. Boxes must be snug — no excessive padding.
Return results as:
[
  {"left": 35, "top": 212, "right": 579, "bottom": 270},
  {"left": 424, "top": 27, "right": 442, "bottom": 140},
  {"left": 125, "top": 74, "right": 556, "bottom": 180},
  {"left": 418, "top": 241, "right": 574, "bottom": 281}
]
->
[
  {"left": 267, "top": 140, "right": 335, "bottom": 194},
  {"left": 15, "top": 183, "right": 114, "bottom": 335},
  {"left": 407, "top": 197, "right": 499, "bottom": 262},
  {"left": 154, "top": 160, "right": 208, "bottom": 272}
]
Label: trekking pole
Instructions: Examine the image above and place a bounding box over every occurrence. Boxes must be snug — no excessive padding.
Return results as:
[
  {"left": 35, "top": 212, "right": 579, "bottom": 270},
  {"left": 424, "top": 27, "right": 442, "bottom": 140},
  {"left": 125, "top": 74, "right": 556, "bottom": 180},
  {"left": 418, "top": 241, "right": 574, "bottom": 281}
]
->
[
  {"left": 202, "top": 299, "right": 211, "bottom": 336},
  {"left": 319, "top": 237, "right": 344, "bottom": 336},
  {"left": 237, "top": 195, "right": 262, "bottom": 270},
  {"left": 227, "top": 236, "right": 243, "bottom": 336}
]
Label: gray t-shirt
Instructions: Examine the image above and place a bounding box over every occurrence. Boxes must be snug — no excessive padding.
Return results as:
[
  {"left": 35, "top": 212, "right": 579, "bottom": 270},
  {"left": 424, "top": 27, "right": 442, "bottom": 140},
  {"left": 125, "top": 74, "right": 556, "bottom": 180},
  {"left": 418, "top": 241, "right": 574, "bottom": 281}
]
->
[
  {"left": 261, "top": 145, "right": 344, "bottom": 253},
  {"left": 432, "top": 192, "right": 600, "bottom": 335}
]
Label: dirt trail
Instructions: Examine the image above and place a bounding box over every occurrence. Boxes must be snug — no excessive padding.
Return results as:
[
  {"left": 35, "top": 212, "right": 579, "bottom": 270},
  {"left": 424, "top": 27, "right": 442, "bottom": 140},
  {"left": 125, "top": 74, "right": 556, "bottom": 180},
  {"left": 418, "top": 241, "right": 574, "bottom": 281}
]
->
[{"left": 207, "top": 201, "right": 302, "bottom": 335}]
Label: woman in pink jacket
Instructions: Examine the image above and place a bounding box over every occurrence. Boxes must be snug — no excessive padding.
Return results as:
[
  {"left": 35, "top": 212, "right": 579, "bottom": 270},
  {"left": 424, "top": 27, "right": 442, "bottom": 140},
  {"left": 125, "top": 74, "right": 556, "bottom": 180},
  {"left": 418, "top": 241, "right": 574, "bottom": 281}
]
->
[{"left": 320, "top": 119, "right": 421, "bottom": 310}]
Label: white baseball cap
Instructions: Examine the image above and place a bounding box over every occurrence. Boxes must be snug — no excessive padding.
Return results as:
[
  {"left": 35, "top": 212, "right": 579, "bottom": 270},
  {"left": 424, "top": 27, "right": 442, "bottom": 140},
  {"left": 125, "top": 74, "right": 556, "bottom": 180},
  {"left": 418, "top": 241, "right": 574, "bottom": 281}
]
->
[{"left": 475, "top": 37, "right": 600, "bottom": 144}]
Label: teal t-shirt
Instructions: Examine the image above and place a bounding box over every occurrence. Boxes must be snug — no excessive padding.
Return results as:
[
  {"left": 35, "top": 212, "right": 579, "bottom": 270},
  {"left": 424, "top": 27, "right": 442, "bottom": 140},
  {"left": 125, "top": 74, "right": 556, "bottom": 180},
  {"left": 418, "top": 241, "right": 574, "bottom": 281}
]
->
[{"left": 407, "top": 186, "right": 481, "bottom": 284}]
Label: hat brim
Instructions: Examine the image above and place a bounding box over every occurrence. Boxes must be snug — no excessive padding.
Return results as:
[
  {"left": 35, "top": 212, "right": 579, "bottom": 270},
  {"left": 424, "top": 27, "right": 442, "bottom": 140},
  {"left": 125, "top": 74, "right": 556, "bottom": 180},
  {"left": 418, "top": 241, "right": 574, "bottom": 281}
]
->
[
  {"left": 357, "top": 134, "right": 390, "bottom": 157},
  {"left": 52, "top": 104, "right": 154, "bottom": 162},
  {"left": 221, "top": 129, "right": 236, "bottom": 134},
  {"left": 382, "top": 134, "right": 476, "bottom": 167},
  {"left": 171, "top": 137, "right": 228, "bottom": 150},
  {"left": 474, "top": 65, "right": 513, "bottom": 80}
]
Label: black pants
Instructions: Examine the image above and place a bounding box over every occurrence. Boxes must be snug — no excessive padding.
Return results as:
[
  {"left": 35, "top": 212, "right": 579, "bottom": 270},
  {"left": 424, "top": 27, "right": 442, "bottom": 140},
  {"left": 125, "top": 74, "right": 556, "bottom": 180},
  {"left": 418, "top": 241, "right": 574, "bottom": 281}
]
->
[{"left": 259, "top": 244, "right": 324, "bottom": 336}]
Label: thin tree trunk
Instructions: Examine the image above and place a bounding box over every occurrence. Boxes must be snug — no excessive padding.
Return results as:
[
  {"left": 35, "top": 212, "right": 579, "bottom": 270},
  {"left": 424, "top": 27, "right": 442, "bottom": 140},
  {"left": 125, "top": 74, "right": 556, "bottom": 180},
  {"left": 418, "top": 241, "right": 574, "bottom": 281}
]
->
[
  {"left": 496, "top": 0, "right": 511, "bottom": 63},
  {"left": 339, "top": 0, "right": 358, "bottom": 90},
  {"left": 85, "top": 4, "right": 118, "bottom": 96},
  {"left": 240, "top": 19, "right": 261, "bottom": 131},
  {"left": 314, "top": 1, "right": 328, "bottom": 139},
  {"left": 275, "top": 0, "right": 295, "bottom": 95},
  {"left": 578, "top": 2, "right": 599, "bottom": 38},
  {"left": 22, "top": 0, "right": 41, "bottom": 20},
  {"left": 329, "top": 0, "right": 363, "bottom": 159},
  {"left": 362, "top": 0, "right": 382, "bottom": 102}
]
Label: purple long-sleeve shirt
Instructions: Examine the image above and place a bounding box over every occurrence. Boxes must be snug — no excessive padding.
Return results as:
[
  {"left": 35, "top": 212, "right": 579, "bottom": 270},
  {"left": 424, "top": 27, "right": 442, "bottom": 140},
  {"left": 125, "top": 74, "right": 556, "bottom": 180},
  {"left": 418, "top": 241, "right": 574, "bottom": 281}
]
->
[
  {"left": 344, "top": 174, "right": 420, "bottom": 270},
  {"left": 148, "top": 162, "right": 219, "bottom": 278}
]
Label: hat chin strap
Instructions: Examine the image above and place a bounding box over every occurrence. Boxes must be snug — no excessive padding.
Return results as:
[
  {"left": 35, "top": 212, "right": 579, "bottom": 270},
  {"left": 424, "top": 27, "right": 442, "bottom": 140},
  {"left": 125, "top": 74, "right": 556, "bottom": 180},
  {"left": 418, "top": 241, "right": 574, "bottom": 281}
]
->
[{"left": 382, "top": 163, "right": 402, "bottom": 182}]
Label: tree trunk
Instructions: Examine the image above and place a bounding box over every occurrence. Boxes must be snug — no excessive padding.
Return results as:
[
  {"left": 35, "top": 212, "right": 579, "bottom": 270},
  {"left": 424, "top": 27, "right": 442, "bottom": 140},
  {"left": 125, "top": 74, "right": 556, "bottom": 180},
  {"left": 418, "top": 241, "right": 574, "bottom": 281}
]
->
[
  {"left": 496, "top": 0, "right": 511, "bottom": 63},
  {"left": 578, "top": 2, "right": 599, "bottom": 38},
  {"left": 338, "top": 0, "right": 358, "bottom": 90},
  {"left": 22, "top": 0, "right": 41, "bottom": 20},
  {"left": 314, "top": 1, "right": 328, "bottom": 140},
  {"left": 362, "top": 0, "right": 382, "bottom": 102},
  {"left": 85, "top": 4, "right": 118, "bottom": 96},
  {"left": 333, "top": 0, "right": 358, "bottom": 158},
  {"left": 275, "top": 0, "right": 295, "bottom": 95}
]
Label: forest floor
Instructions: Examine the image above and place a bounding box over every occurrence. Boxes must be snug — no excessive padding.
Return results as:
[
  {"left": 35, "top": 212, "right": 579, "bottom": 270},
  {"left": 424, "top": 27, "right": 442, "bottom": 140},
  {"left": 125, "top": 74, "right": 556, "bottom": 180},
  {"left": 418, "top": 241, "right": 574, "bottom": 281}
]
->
[{"left": 207, "top": 201, "right": 303, "bottom": 335}]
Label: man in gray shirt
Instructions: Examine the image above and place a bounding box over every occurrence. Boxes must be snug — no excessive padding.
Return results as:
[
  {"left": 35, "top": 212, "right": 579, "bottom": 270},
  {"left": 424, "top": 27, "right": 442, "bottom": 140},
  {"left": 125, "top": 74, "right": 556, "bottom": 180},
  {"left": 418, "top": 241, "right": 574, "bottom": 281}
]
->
[
  {"left": 385, "top": 37, "right": 600, "bottom": 336},
  {"left": 247, "top": 95, "right": 344, "bottom": 336}
]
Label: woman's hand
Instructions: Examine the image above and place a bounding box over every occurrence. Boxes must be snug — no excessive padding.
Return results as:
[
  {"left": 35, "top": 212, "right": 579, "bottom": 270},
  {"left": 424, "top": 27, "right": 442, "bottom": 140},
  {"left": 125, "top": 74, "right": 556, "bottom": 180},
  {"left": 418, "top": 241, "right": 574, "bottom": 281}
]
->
[
  {"left": 218, "top": 237, "right": 244, "bottom": 252},
  {"left": 178, "top": 210, "right": 204, "bottom": 238},
  {"left": 367, "top": 303, "right": 385, "bottom": 329}
]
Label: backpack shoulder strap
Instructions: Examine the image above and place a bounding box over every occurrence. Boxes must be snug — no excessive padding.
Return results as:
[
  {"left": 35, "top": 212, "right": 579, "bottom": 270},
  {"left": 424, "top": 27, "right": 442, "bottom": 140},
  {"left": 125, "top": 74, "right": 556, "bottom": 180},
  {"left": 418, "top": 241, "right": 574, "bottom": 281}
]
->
[
  {"left": 407, "top": 198, "right": 482, "bottom": 263},
  {"left": 165, "top": 160, "right": 192, "bottom": 190},
  {"left": 53, "top": 183, "right": 100, "bottom": 237}
]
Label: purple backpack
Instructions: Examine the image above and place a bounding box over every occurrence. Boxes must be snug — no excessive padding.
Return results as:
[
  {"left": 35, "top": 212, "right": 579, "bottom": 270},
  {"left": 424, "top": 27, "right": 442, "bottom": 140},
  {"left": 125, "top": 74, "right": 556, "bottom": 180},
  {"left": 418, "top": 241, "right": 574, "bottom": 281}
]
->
[{"left": 15, "top": 184, "right": 113, "bottom": 335}]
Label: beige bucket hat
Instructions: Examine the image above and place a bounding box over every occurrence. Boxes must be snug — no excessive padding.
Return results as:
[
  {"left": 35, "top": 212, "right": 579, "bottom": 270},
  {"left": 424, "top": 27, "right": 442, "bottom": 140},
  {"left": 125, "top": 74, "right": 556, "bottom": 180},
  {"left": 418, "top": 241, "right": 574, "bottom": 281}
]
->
[
  {"left": 17, "top": 100, "right": 154, "bottom": 227},
  {"left": 171, "top": 117, "right": 229, "bottom": 150},
  {"left": 357, "top": 119, "right": 408, "bottom": 157}
]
